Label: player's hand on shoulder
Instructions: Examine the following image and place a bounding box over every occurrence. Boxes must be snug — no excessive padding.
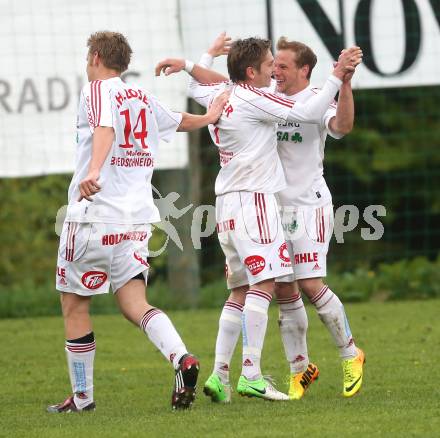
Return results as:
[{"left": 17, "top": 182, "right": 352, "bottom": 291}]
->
[
  {"left": 155, "top": 58, "right": 185, "bottom": 76},
  {"left": 207, "top": 31, "right": 232, "bottom": 57},
  {"left": 207, "top": 89, "right": 231, "bottom": 124},
  {"left": 78, "top": 170, "right": 101, "bottom": 202}
]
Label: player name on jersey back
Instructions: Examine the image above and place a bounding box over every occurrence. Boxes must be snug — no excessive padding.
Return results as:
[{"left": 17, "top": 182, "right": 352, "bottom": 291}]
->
[{"left": 66, "top": 77, "right": 181, "bottom": 224}]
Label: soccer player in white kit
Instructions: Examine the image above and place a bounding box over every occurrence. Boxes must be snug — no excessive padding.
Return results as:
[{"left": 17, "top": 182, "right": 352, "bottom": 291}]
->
[
  {"left": 272, "top": 38, "right": 365, "bottom": 399},
  {"left": 165, "top": 33, "right": 365, "bottom": 400},
  {"left": 47, "top": 31, "right": 229, "bottom": 413},
  {"left": 156, "top": 38, "right": 361, "bottom": 401}
]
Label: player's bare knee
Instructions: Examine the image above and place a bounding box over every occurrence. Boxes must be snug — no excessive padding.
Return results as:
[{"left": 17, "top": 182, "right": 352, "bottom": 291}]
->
[
  {"left": 274, "top": 281, "right": 296, "bottom": 299},
  {"left": 229, "top": 285, "right": 247, "bottom": 305},
  {"left": 60, "top": 292, "right": 90, "bottom": 319},
  {"left": 253, "top": 279, "right": 275, "bottom": 295},
  {"left": 299, "top": 278, "right": 324, "bottom": 298}
]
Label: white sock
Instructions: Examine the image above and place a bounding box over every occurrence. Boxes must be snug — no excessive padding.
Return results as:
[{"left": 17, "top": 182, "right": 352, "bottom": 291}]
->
[
  {"left": 65, "top": 336, "right": 95, "bottom": 409},
  {"left": 213, "top": 300, "right": 243, "bottom": 384},
  {"left": 241, "top": 289, "right": 272, "bottom": 380},
  {"left": 140, "top": 308, "right": 188, "bottom": 369},
  {"left": 311, "top": 285, "right": 357, "bottom": 359},
  {"left": 277, "top": 294, "right": 309, "bottom": 374}
]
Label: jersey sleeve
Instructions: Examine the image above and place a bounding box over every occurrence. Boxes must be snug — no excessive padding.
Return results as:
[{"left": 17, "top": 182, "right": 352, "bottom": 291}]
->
[
  {"left": 84, "top": 80, "right": 113, "bottom": 132},
  {"left": 233, "top": 84, "right": 294, "bottom": 122},
  {"left": 188, "top": 80, "right": 224, "bottom": 109},
  {"left": 186, "top": 53, "right": 224, "bottom": 108},
  {"left": 148, "top": 94, "right": 182, "bottom": 143},
  {"left": 286, "top": 75, "right": 342, "bottom": 124},
  {"left": 323, "top": 105, "right": 344, "bottom": 139}
]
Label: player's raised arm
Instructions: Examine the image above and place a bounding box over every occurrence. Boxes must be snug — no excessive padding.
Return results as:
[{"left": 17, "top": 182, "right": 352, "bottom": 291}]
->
[
  {"left": 328, "top": 49, "right": 359, "bottom": 136},
  {"left": 207, "top": 31, "right": 232, "bottom": 58},
  {"left": 286, "top": 47, "right": 362, "bottom": 125},
  {"left": 155, "top": 58, "right": 228, "bottom": 83}
]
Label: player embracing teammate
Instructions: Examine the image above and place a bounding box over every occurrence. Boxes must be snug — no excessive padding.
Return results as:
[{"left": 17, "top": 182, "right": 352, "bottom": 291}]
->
[
  {"left": 156, "top": 36, "right": 362, "bottom": 401},
  {"left": 48, "top": 31, "right": 229, "bottom": 413}
]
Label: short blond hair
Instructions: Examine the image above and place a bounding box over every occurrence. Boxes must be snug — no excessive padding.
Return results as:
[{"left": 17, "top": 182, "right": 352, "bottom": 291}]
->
[{"left": 87, "top": 31, "right": 132, "bottom": 73}]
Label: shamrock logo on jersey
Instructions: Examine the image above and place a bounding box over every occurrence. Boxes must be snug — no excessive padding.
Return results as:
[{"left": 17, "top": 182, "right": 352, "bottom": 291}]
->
[{"left": 291, "top": 132, "right": 303, "bottom": 143}]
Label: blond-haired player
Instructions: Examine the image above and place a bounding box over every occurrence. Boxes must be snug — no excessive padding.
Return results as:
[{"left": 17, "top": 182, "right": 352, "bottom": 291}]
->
[{"left": 48, "top": 31, "right": 228, "bottom": 413}]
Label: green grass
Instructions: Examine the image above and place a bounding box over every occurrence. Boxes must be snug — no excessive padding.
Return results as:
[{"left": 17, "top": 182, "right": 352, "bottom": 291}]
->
[{"left": 2, "top": 300, "right": 439, "bottom": 437}]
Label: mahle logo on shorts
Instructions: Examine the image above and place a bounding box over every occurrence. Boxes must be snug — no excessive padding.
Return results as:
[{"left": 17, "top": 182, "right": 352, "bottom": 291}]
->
[
  {"left": 278, "top": 243, "right": 291, "bottom": 263},
  {"left": 81, "top": 271, "right": 108, "bottom": 290},
  {"left": 244, "top": 255, "right": 266, "bottom": 276}
]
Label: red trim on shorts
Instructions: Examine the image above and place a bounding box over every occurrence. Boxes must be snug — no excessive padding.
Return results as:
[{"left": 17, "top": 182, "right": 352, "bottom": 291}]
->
[
  {"left": 259, "top": 194, "right": 272, "bottom": 243},
  {"left": 316, "top": 207, "right": 325, "bottom": 243},
  {"left": 254, "top": 193, "right": 264, "bottom": 243},
  {"left": 66, "top": 222, "right": 77, "bottom": 262}
]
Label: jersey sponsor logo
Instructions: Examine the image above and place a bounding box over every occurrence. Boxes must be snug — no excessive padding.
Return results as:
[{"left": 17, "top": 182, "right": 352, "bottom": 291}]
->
[
  {"left": 57, "top": 266, "right": 66, "bottom": 277},
  {"left": 278, "top": 242, "right": 291, "bottom": 263},
  {"left": 57, "top": 266, "right": 68, "bottom": 286},
  {"left": 278, "top": 120, "right": 300, "bottom": 128},
  {"left": 294, "top": 252, "right": 318, "bottom": 265},
  {"left": 244, "top": 255, "right": 266, "bottom": 275},
  {"left": 276, "top": 131, "right": 303, "bottom": 143},
  {"left": 102, "top": 231, "right": 148, "bottom": 246},
  {"left": 81, "top": 271, "right": 107, "bottom": 290},
  {"left": 110, "top": 156, "right": 154, "bottom": 168},
  {"left": 219, "top": 148, "right": 233, "bottom": 165},
  {"left": 134, "top": 252, "right": 149, "bottom": 268},
  {"left": 216, "top": 219, "right": 235, "bottom": 234}
]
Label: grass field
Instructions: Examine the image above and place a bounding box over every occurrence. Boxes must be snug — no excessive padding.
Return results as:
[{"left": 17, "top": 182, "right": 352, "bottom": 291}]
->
[{"left": 2, "top": 300, "right": 439, "bottom": 437}]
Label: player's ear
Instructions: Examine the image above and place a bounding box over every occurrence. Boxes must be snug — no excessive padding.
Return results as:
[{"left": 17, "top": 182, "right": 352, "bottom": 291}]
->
[
  {"left": 302, "top": 65, "right": 310, "bottom": 78},
  {"left": 245, "top": 66, "right": 255, "bottom": 80},
  {"left": 92, "top": 51, "right": 100, "bottom": 67}
]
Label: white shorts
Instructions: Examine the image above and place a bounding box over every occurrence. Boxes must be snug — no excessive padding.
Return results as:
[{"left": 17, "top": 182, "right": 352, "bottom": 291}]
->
[
  {"left": 277, "top": 203, "right": 334, "bottom": 282},
  {"left": 216, "top": 191, "right": 293, "bottom": 289},
  {"left": 56, "top": 222, "right": 151, "bottom": 296}
]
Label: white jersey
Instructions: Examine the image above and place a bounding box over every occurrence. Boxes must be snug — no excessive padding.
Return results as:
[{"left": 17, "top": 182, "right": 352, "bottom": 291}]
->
[
  {"left": 273, "top": 82, "right": 343, "bottom": 207},
  {"left": 66, "top": 77, "right": 181, "bottom": 224},
  {"left": 188, "top": 70, "right": 342, "bottom": 196}
]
